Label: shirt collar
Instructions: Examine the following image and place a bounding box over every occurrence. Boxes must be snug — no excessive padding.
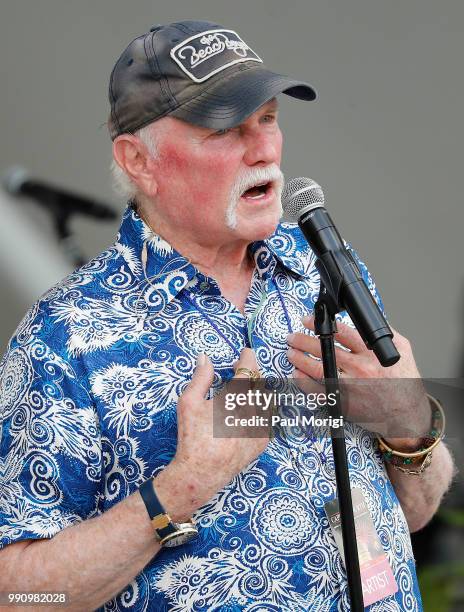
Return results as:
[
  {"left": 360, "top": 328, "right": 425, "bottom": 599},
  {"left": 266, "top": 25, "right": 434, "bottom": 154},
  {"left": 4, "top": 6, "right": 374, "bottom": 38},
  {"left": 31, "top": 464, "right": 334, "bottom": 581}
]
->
[
  {"left": 116, "top": 206, "right": 197, "bottom": 305},
  {"left": 253, "top": 222, "right": 315, "bottom": 280},
  {"left": 116, "top": 206, "right": 313, "bottom": 305}
]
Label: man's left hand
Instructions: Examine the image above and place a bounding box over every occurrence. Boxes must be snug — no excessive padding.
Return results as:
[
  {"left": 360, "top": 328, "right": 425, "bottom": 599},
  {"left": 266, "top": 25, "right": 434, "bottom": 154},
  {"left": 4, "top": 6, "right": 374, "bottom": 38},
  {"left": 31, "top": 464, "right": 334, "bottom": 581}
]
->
[{"left": 287, "top": 316, "right": 431, "bottom": 450}]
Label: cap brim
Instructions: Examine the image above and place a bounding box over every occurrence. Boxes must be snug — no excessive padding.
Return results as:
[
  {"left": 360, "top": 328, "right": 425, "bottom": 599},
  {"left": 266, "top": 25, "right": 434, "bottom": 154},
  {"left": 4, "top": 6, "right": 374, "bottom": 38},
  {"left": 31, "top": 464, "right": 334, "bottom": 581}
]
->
[{"left": 170, "top": 65, "right": 316, "bottom": 130}]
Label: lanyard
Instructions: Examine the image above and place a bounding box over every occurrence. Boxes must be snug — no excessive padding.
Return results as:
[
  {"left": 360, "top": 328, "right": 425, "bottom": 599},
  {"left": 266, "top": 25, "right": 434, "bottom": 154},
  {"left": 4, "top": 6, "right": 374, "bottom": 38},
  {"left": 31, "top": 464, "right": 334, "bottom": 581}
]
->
[
  {"left": 182, "top": 275, "right": 327, "bottom": 464},
  {"left": 182, "top": 290, "right": 243, "bottom": 359},
  {"left": 182, "top": 276, "right": 290, "bottom": 356}
]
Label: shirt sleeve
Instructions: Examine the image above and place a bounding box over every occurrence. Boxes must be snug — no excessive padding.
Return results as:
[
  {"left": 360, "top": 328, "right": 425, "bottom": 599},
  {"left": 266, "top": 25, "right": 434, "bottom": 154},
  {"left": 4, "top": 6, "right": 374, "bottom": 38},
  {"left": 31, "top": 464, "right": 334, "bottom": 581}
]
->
[{"left": 0, "top": 332, "right": 102, "bottom": 549}]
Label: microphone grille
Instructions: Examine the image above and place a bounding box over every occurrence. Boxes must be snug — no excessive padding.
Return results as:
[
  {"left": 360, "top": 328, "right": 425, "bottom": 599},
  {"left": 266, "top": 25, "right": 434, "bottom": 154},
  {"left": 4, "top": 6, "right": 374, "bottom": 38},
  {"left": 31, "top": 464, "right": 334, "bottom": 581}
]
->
[{"left": 282, "top": 177, "right": 325, "bottom": 219}]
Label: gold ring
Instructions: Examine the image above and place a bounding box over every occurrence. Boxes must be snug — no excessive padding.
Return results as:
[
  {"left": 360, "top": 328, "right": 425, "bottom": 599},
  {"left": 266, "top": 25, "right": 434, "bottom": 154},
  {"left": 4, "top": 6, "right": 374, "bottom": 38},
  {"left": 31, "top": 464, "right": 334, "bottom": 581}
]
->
[{"left": 235, "top": 367, "right": 260, "bottom": 382}]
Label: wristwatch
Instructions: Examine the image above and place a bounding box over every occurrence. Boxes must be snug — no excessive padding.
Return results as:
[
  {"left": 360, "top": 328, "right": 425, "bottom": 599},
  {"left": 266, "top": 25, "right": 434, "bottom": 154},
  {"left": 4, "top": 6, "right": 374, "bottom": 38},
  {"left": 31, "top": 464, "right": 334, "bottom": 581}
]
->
[{"left": 139, "top": 477, "right": 198, "bottom": 547}]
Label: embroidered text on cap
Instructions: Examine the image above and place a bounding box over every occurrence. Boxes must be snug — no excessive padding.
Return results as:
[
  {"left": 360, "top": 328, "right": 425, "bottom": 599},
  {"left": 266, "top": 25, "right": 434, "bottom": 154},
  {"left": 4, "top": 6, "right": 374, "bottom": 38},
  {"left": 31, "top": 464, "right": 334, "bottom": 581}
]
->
[{"left": 170, "top": 29, "right": 262, "bottom": 83}]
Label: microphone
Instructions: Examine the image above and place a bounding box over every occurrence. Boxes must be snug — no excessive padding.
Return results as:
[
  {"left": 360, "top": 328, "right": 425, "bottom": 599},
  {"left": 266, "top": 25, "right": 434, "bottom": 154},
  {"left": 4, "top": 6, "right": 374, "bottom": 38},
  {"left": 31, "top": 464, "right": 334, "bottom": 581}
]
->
[
  {"left": 282, "top": 177, "right": 400, "bottom": 367},
  {"left": 3, "top": 166, "right": 117, "bottom": 220}
]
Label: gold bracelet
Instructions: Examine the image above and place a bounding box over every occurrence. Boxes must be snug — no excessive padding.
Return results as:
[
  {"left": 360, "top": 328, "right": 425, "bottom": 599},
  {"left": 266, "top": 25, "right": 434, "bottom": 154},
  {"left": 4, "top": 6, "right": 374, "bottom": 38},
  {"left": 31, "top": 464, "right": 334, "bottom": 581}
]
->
[
  {"left": 377, "top": 394, "right": 445, "bottom": 465},
  {"left": 388, "top": 451, "right": 434, "bottom": 475}
]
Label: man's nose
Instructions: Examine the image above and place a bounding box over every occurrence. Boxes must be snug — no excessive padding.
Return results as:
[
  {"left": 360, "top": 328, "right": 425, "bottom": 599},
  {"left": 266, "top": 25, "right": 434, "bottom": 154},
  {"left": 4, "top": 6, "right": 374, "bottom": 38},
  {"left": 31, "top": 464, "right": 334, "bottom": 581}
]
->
[{"left": 242, "top": 128, "right": 282, "bottom": 167}]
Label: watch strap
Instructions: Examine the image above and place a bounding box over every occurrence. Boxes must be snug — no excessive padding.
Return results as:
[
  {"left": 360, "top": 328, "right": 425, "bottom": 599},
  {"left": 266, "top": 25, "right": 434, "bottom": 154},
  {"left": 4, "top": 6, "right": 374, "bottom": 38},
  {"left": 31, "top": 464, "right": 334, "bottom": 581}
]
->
[{"left": 139, "top": 478, "right": 177, "bottom": 540}]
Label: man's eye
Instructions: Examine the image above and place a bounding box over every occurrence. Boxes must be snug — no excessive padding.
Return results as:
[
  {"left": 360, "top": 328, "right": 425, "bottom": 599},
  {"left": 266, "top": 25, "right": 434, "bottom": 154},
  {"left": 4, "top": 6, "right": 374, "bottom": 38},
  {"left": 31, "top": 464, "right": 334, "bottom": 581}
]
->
[
  {"left": 214, "top": 128, "right": 230, "bottom": 136},
  {"left": 263, "top": 113, "right": 276, "bottom": 123}
]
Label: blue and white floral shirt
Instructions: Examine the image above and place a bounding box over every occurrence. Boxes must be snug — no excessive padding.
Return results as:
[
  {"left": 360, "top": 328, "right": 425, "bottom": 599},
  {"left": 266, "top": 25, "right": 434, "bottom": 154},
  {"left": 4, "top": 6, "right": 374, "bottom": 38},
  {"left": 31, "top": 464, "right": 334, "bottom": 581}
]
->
[{"left": 0, "top": 206, "right": 422, "bottom": 611}]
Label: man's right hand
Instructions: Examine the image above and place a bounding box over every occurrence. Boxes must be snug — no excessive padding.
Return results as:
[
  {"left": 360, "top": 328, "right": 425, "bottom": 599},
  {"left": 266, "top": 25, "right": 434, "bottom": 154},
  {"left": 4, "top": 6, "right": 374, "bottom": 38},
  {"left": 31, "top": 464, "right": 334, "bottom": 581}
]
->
[
  {"left": 0, "top": 351, "right": 267, "bottom": 611},
  {"left": 153, "top": 348, "right": 269, "bottom": 522}
]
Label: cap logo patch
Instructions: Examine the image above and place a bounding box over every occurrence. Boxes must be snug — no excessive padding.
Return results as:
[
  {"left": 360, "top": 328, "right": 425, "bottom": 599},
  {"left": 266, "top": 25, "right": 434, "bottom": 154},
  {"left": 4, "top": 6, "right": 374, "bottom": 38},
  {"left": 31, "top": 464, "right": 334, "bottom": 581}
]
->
[{"left": 170, "top": 29, "right": 262, "bottom": 83}]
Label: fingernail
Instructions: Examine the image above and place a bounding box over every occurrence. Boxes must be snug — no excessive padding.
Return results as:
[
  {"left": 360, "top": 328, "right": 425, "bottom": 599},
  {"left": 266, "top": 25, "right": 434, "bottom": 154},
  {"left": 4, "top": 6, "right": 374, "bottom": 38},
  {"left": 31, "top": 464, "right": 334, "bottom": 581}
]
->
[
  {"left": 286, "top": 333, "right": 295, "bottom": 343},
  {"left": 287, "top": 348, "right": 296, "bottom": 358},
  {"left": 302, "top": 315, "right": 314, "bottom": 325},
  {"left": 197, "top": 353, "right": 206, "bottom": 366}
]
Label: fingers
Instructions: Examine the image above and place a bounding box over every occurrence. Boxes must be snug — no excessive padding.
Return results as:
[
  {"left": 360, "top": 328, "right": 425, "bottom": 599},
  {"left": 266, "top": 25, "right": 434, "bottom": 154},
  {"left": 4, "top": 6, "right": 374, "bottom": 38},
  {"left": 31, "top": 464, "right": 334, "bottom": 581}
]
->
[
  {"left": 292, "top": 367, "right": 324, "bottom": 394},
  {"left": 302, "top": 315, "right": 366, "bottom": 353},
  {"left": 388, "top": 325, "right": 411, "bottom": 352},
  {"left": 286, "top": 327, "right": 354, "bottom": 371},
  {"left": 185, "top": 353, "right": 215, "bottom": 398},
  {"left": 286, "top": 332, "right": 322, "bottom": 356},
  {"left": 287, "top": 347, "right": 325, "bottom": 381},
  {"left": 234, "top": 348, "right": 260, "bottom": 379}
]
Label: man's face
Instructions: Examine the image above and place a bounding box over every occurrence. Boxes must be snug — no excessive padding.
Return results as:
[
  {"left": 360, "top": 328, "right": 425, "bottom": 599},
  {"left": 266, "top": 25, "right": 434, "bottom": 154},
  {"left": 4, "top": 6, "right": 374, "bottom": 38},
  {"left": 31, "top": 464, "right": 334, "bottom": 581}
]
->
[{"left": 151, "top": 98, "right": 284, "bottom": 246}]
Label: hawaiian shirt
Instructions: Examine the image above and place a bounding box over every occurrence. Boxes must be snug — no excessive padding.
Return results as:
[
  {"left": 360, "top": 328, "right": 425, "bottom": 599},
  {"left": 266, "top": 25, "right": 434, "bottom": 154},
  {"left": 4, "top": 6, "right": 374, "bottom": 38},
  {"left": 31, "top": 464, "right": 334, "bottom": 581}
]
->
[{"left": 0, "top": 205, "right": 422, "bottom": 611}]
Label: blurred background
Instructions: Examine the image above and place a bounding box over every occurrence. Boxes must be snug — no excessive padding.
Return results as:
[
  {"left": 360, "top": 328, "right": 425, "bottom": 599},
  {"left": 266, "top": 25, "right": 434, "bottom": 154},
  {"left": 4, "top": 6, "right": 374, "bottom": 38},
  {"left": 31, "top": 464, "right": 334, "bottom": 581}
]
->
[{"left": 0, "top": 1, "right": 463, "bottom": 609}]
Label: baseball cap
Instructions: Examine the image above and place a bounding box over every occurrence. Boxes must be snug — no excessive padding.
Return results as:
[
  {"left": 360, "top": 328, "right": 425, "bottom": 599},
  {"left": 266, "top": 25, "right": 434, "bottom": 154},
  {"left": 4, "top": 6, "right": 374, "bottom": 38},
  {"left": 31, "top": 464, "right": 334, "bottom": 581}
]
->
[{"left": 108, "top": 20, "right": 316, "bottom": 140}]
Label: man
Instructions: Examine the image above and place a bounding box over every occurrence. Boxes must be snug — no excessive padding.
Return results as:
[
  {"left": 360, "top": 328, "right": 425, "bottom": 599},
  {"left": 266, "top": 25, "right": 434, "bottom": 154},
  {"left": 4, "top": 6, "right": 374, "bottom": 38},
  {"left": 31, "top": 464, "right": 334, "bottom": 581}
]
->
[{"left": 0, "top": 20, "right": 454, "bottom": 611}]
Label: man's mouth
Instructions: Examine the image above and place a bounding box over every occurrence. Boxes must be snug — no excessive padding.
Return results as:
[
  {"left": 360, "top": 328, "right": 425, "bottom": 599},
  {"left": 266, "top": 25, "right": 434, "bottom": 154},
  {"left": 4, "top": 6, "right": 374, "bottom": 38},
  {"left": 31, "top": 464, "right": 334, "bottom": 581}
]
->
[{"left": 241, "top": 181, "right": 273, "bottom": 201}]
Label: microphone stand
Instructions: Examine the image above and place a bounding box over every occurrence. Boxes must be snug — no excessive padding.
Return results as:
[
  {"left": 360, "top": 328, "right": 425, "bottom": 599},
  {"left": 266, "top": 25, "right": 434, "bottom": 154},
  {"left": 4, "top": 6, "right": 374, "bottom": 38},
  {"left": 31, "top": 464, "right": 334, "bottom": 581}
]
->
[
  {"left": 53, "top": 206, "right": 87, "bottom": 268},
  {"left": 4, "top": 168, "right": 117, "bottom": 269},
  {"left": 314, "top": 283, "right": 364, "bottom": 612}
]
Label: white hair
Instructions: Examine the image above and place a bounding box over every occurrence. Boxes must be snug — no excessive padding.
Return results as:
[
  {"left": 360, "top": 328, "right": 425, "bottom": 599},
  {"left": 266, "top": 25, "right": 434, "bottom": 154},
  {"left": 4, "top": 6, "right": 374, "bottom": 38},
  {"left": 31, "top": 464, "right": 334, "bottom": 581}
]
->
[{"left": 110, "top": 123, "right": 159, "bottom": 200}]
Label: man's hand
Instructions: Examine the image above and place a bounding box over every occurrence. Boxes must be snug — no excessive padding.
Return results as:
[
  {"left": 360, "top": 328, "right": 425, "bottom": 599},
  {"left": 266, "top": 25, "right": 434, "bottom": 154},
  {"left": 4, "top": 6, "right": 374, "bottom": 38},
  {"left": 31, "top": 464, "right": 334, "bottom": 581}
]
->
[
  {"left": 154, "top": 349, "right": 269, "bottom": 522},
  {"left": 287, "top": 316, "right": 431, "bottom": 449},
  {"left": 286, "top": 315, "right": 455, "bottom": 532},
  {"left": 0, "top": 350, "right": 267, "bottom": 610}
]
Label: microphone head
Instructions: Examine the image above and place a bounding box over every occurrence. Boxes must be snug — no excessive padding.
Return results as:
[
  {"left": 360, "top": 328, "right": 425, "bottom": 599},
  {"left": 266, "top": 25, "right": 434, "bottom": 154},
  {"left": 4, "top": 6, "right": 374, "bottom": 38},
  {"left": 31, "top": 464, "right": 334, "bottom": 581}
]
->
[
  {"left": 282, "top": 177, "right": 325, "bottom": 220},
  {"left": 2, "top": 166, "right": 29, "bottom": 196}
]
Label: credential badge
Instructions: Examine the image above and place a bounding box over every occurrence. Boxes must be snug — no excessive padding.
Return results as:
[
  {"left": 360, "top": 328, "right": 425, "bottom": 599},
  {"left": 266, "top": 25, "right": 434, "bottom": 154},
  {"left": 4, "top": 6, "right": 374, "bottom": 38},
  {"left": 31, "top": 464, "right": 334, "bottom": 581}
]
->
[{"left": 170, "top": 29, "right": 263, "bottom": 83}]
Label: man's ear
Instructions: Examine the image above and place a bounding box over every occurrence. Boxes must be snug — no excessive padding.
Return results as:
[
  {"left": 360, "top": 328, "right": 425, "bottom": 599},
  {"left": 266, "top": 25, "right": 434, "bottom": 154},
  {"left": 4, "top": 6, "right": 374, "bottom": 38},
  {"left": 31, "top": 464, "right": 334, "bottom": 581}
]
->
[{"left": 112, "top": 134, "right": 158, "bottom": 198}]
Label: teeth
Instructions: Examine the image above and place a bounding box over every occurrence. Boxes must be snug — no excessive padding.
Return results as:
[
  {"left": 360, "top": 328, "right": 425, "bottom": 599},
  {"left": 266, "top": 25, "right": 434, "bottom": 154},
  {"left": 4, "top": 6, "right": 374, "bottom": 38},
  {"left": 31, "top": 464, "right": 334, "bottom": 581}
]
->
[
  {"left": 241, "top": 182, "right": 271, "bottom": 199},
  {"left": 247, "top": 192, "right": 266, "bottom": 200}
]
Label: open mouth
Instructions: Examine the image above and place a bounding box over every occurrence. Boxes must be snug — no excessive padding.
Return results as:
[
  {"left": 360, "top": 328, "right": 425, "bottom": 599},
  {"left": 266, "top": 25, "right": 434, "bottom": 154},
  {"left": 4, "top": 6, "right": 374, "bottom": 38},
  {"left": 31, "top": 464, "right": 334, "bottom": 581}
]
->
[{"left": 241, "top": 181, "right": 273, "bottom": 201}]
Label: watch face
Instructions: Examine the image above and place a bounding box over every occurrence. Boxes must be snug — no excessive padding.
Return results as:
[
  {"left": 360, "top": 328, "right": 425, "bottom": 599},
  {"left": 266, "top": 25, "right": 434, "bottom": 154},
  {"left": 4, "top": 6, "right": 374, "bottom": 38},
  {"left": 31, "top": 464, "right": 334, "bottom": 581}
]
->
[{"left": 162, "top": 528, "right": 198, "bottom": 548}]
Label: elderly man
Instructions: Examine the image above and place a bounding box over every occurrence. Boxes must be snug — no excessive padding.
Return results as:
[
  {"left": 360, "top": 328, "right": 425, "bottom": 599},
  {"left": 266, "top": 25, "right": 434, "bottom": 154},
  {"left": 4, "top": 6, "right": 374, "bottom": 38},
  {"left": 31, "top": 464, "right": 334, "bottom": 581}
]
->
[{"left": 0, "top": 20, "right": 454, "bottom": 611}]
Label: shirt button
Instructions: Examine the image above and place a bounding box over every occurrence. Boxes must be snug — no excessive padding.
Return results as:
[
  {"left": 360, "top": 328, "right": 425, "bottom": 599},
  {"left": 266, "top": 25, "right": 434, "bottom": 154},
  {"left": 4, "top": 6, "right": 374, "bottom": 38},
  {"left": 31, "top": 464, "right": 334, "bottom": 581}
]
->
[{"left": 200, "top": 281, "right": 210, "bottom": 291}]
